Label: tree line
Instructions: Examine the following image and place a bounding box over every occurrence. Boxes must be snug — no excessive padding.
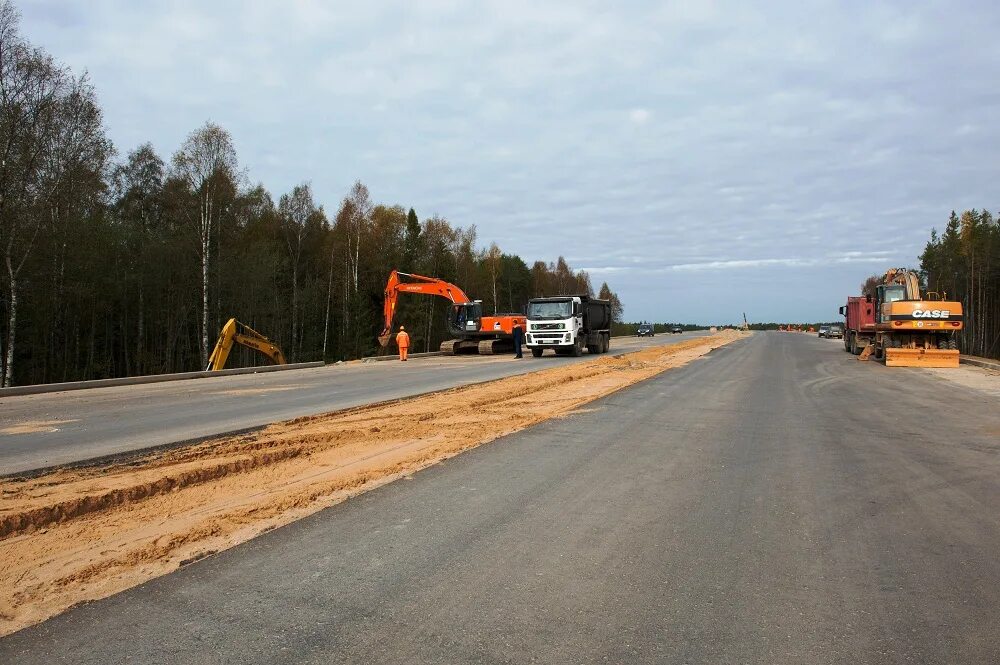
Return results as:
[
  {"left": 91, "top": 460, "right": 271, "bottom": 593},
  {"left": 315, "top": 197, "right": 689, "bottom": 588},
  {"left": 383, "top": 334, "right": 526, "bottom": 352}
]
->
[
  {"left": 920, "top": 209, "right": 1000, "bottom": 359},
  {"left": 0, "top": 3, "right": 621, "bottom": 386}
]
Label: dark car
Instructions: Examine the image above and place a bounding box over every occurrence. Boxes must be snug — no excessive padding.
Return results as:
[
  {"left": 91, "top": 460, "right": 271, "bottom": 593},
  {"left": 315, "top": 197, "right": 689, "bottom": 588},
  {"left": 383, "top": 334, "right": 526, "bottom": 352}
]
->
[
  {"left": 671, "top": 327, "right": 683, "bottom": 334},
  {"left": 637, "top": 324, "right": 655, "bottom": 337},
  {"left": 826, "top": 325, "right": 843, "bottom": 339}
]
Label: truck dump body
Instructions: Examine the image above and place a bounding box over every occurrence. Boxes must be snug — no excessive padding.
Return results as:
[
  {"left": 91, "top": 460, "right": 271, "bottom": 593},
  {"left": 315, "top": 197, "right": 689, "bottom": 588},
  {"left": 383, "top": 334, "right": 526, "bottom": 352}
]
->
[
  {"left": 583, "top": 300, "right": 611, "bottom": 332},
  {"left": 840, "top": 296, "right": 876, "bottom": 355}
]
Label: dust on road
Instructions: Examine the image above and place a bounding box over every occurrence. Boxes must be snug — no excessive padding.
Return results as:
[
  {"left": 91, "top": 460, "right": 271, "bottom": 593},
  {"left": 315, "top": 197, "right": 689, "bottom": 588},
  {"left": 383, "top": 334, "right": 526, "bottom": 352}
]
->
[
  {"left": 0, "top": 420, "right": 76, "bottom": 436},
  {"left": 0, "top": 331, "right": 742, "bottom": 635}
]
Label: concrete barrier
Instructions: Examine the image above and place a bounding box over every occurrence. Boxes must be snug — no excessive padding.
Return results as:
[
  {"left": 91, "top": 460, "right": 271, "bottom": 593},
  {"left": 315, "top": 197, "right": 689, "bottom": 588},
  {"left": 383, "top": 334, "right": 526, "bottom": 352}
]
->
[
  {"left": 363, "top": 351, "right": 444, "bottom": 363},
  {"left": 0, "top": 361, "right": 326, "bottom": 398}
]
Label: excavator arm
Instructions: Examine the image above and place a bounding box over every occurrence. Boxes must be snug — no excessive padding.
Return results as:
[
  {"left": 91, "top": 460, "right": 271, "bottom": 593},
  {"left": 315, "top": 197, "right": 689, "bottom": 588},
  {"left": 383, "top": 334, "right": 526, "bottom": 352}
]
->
[
  {"left": 883, "top": 268, "right": 922, "bottom": 300},
  {"left": 206, "top": 318, "right": 288, "bottom": 371},
  {"left": 379, "top": 270, "right": 472, "bottom": 346}
]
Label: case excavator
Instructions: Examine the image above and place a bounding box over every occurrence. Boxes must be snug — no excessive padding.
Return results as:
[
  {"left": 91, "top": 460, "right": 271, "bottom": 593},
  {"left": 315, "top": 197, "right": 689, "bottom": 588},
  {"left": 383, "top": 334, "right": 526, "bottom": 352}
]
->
[
  {"left": 872, "top": 268, "right": 963, "bottom": 367},
  {"left": 206, "top": 318, "right": 287, "bottom": 371},
  {"left": 378, "top": 270, "right": 526, "bottom": 355}
]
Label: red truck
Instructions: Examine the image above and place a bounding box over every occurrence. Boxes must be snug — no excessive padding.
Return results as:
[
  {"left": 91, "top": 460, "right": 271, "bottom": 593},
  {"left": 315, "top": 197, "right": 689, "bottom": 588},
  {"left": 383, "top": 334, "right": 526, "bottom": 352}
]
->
[{"left": 838, "top": 296, "right": 875, "bottom": 355}]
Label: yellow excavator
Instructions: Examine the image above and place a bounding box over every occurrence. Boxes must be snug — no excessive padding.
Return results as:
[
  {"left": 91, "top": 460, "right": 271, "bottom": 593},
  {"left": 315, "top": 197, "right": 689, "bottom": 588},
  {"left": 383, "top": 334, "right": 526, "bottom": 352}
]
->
[
  {"left": 206, "top": 318, "right": 287, "bottom": 371},
  {"left": 872, "top": 269, "right": 963, "bottom": 367}
]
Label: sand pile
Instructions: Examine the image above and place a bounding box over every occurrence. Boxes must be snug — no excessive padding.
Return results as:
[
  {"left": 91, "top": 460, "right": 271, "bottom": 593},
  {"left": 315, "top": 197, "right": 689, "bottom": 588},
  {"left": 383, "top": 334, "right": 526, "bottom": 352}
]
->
[{"left": 0, "top": 331, "right": 743, "bottom": 635}]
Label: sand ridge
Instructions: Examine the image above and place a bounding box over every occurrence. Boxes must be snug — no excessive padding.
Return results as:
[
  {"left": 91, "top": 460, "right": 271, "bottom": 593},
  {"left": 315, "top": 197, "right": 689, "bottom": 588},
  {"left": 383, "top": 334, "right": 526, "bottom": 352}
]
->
[{"left": 0, "top": 331, "right": 744, "bottom": 635}]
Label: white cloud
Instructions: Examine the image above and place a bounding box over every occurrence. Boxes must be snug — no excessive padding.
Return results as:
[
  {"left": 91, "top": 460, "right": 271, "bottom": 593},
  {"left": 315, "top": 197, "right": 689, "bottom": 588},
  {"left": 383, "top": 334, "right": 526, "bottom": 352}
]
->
[{"left": 629, "top": 108, "right": 651, "bottom": 124}]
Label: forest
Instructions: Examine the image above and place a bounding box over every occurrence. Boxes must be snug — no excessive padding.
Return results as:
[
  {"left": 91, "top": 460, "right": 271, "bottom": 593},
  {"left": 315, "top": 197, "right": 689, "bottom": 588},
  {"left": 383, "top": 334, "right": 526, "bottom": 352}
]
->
[
  {"left": 920, "top": 210, "right": 1000, "bottom": 360},
  {"left": 0, "top": 4, "right": 621, "bottom": 387}
]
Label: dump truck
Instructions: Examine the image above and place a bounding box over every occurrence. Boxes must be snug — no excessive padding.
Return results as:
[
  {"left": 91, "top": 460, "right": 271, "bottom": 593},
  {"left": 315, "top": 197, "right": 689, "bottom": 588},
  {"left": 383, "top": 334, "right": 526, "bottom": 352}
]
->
[
  {"left": 870, "top": 268, "right": 963, "bottom": 367},
  {"left": 524, "top": 295, "right": 611, "bottom": 357},
  {"left": 378, "top": 270, "right": 526, "bottom": 355},
  {"left": 838, "top": 296, "right": 875, "bottom": 355}
]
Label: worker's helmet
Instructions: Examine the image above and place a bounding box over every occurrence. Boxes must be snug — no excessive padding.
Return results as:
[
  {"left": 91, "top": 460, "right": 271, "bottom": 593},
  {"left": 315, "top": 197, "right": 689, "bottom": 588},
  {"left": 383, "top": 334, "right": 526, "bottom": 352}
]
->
[{"left": 399, "top": 325, "right": 405, "bottom": 331}]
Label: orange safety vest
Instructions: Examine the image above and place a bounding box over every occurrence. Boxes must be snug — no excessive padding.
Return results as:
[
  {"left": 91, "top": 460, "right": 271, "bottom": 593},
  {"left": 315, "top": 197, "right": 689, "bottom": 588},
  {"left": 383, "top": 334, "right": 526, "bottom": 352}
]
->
[{"left": 395, "top": 330, "right": 410, "bottom": 348}]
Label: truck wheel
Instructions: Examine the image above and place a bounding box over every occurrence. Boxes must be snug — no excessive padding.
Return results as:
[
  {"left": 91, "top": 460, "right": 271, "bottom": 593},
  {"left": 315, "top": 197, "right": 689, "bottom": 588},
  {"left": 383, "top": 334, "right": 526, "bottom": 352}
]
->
[
  {"left": 601, "top": 334, "right": 609, "bottom": 353},
  {"left": 572, "top": 338, "right": 583, "bottom": 357},
  {"left": 531, "top": 348, "right": 544, "bottom": 358},
  {"left": 948, "top": 338, "right": 958, "bottom": 350},
  {"left": 844, "top": 333, "right": 851, "bottom": 352}
]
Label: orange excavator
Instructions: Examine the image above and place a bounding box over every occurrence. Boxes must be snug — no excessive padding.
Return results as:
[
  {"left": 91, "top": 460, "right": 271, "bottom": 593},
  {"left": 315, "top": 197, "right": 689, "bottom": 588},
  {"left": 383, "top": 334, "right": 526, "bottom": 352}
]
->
[{"left": 378, "top": 270, "right": 527, "bottom": 355}]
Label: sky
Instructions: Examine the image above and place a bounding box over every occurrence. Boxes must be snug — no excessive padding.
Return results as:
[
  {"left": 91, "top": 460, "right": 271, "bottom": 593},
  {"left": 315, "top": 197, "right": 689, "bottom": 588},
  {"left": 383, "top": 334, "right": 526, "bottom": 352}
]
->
[{"left": 17, "top": 0, "right": 1000, "bottom": 324}]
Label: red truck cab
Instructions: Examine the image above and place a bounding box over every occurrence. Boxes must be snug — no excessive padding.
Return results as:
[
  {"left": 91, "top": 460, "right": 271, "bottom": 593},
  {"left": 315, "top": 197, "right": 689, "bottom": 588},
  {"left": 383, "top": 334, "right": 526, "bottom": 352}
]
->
[{"left": 838, "top": 296, "right": 875, "bottom": 355}]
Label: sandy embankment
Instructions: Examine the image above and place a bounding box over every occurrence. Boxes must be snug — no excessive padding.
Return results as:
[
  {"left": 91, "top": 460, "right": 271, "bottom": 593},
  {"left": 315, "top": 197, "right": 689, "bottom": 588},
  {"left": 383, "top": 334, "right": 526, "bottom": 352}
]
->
[{"left": 0, "top": 331, "right": 743, "bottom": 635}]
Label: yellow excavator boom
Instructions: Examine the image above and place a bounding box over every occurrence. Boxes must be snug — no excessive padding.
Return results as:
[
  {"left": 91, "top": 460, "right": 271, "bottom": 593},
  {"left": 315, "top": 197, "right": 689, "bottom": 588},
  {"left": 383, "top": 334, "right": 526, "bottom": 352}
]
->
[{"left": 206, "top": 318, "right": 287, "bottom": 371}]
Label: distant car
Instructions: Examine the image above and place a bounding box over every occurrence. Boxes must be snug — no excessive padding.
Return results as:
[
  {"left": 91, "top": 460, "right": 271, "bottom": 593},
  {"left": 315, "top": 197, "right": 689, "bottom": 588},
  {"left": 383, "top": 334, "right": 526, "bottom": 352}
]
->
[
  {"left": 827, "top": 325, "right": 843, "bottom": 339},
  {"left": 671, "top": 327, "right": 683, "bottom": 334},
  {"left": 818, "top": 325, "right": 830, "bottom": 338},
  {"left": 637, "top": 324, "right": 654, "bottom": 337}
]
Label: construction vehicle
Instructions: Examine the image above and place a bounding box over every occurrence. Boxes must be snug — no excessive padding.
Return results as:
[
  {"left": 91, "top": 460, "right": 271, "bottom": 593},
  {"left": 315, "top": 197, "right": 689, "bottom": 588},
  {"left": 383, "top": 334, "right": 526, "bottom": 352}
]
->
[
  {"left": 524, "top": 295, "right": 611, "bottom": 357},
  {"left": 839, "top": 296, "right": 875, "bottom": 355},
  {"left": 870, "top": 268, "right": 963, "bottom": 367},
  {"left": 206, "top": 318, "right": 287, "bottom": 371},
  {"left": 378, "top": 270, "right": 527, "bottom": 355}
]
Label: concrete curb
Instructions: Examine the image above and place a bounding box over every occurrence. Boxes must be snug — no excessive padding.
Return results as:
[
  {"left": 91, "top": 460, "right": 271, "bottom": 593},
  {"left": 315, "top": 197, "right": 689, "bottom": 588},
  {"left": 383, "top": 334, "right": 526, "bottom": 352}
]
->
[
  {"left": 960, "top": 355, "right": 1000, "bottom": 371},
  {"left": 363, "top": 351, "right": 444, "bottom": 363},
  {"left": 0, "top": 361, "right": 326, "bottom": 398}
]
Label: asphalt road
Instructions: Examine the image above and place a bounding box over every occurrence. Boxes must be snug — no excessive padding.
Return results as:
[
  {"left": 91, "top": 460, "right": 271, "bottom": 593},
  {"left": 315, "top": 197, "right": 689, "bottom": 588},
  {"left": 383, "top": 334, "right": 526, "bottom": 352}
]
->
[
  {"left": 0, "top": 332, "right": 707, "bottom": 475},
  {"left": 4, "top": 331, "right": 1000, "bottom": 663}
]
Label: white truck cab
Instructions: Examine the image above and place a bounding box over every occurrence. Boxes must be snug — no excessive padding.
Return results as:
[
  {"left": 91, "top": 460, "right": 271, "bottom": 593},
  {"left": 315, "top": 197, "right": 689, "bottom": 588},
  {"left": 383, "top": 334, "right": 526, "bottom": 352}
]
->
[{"left": 525, "top": 295, "right": 611, "bottom": 357}]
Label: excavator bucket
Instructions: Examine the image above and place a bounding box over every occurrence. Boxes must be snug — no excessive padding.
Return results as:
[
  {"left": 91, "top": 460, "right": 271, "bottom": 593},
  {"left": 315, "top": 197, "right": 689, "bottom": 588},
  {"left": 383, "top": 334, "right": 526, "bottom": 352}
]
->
[
  {"left": 377, "top": 333, "right": 391, "bottom": 348},
  {"left": 885, "top": 348, "right": 960, "bottom": 368}
]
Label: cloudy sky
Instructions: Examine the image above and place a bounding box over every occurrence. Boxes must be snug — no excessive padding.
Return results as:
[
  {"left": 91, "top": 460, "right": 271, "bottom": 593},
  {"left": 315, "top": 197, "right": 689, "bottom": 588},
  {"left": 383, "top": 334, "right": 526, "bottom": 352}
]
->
[{"left": 18, "top": 0, "right": 1000, "bottom": 323}]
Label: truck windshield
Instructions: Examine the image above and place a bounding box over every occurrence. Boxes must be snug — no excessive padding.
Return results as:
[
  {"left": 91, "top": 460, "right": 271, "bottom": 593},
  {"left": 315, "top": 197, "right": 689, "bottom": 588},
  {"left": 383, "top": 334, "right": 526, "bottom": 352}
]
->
[{"left": 527, "top": 301, "right": 573, "bottom": 319}]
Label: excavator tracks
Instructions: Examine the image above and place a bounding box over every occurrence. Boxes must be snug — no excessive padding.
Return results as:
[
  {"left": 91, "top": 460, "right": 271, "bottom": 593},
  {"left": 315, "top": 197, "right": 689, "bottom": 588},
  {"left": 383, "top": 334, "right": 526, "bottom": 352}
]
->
[{"left": 439, "top": 338, "right": 513, "bottom": 355}]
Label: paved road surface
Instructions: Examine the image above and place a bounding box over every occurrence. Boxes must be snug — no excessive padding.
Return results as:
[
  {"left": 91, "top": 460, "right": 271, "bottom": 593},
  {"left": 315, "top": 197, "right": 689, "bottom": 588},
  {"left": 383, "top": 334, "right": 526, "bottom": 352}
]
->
[
  {"left": 0, "top": 333, "right": 706, "bottom": 475},
  {"left": 3, "top": 331, "right": 1000, "bottom": 663}
]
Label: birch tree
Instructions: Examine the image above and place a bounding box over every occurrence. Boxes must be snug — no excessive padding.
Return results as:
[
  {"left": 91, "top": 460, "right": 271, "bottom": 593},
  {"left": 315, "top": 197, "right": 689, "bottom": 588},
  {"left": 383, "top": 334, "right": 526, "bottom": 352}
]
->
[
  {"left": 171, "top": 122, "right": 238, "bottom": 367},
  {"left": 485, "top": 242, "right": 502, "bottom": 314},
  {"left": 278, "top": 182, "right": 317, "bottom": 361},
  {"left": 0, "top": 1, "right": 110, "bottom": 385}
]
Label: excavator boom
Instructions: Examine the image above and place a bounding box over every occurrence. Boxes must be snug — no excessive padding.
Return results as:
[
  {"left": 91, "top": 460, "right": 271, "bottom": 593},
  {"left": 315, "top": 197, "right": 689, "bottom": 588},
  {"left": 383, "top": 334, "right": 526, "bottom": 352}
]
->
[
  {"left": 379, "top": 271, "right": 472, "bottom": 346},
  {"left": 207, "top": 318, "right": 287, "bottom": 371}
]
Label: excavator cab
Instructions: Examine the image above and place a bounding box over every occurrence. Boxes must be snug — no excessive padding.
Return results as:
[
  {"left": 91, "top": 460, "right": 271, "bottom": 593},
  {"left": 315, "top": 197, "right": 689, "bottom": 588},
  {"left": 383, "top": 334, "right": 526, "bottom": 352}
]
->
[
  {"left": 875, "top": 285, "right": 906, "bottom": 324},
  {"left": 449, "top": 301, "right": 483, "bottom": 336}
]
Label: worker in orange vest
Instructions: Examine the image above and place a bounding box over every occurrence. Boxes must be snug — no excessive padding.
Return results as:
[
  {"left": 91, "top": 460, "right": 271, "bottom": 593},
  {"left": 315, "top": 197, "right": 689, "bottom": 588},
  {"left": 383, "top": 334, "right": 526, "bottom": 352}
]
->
[{"left": 395, "top": 326, "right": 410, "bottom": 361}]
